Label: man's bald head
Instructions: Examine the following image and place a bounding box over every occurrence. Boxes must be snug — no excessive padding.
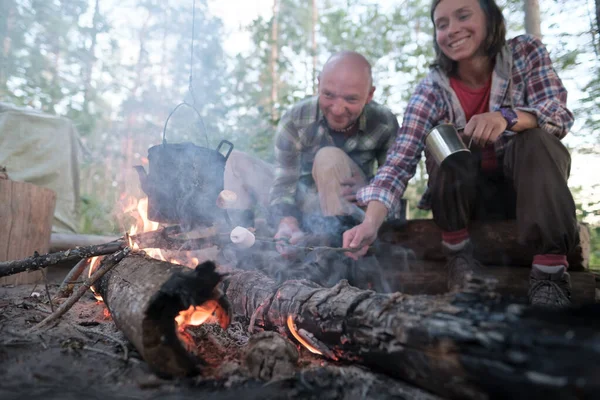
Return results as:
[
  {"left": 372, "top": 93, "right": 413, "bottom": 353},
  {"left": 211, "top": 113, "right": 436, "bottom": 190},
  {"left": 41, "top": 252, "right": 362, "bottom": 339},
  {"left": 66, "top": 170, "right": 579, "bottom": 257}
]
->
[
  {"left": 317, "top": 51, "right": 376, "bottom": 132},
  {"left": 320, "top": 51, "right": 373, "bottom": 87}
]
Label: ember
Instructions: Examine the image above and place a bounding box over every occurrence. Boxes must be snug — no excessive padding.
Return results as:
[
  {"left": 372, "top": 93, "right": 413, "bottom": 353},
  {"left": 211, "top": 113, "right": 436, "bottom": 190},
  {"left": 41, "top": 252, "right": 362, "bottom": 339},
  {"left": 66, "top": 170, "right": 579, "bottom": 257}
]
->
[
  {"left": 87, "top": 256, "right": 104, "bottom": 302},
  {"left": 286, "top": 314, "right": 323, "bottom": 356}
]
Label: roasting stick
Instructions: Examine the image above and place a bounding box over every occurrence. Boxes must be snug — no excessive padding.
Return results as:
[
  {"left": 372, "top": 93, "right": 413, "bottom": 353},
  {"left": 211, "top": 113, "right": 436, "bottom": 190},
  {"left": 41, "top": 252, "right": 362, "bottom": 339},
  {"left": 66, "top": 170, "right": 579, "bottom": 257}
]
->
[{"left": 227, "top": 226, "right": 363, "bottom": 253}]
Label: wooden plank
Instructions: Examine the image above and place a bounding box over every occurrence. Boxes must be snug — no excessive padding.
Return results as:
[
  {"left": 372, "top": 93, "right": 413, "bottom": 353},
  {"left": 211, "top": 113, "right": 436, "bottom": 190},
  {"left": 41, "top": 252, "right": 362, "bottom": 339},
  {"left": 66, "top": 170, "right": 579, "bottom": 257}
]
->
[{"left": 0, "top": 180, "right": 56, "bottom": 285}]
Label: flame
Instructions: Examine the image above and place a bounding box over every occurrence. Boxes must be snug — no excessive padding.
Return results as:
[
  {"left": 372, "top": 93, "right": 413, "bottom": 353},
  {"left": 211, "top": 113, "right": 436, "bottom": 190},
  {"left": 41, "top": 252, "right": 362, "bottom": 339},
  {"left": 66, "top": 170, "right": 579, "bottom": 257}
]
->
[
  {"left": 125, "top": 197, "right": 200, "bottom": 268},
  {"left": 175, "top": 299, "right": 230, "bottom": 331},
  {"left": 87, "top": 256, "right": 104, "bottom": 302},
  {"left": 286, "top": 315, "right": 323, "bottom": 355}
]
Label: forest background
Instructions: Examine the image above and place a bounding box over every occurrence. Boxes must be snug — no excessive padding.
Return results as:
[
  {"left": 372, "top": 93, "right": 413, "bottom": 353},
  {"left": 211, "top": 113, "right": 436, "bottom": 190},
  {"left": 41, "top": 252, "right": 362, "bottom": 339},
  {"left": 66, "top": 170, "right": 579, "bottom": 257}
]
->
[{"left": 1, "top": 0, "right": 599, "bottom": 267}]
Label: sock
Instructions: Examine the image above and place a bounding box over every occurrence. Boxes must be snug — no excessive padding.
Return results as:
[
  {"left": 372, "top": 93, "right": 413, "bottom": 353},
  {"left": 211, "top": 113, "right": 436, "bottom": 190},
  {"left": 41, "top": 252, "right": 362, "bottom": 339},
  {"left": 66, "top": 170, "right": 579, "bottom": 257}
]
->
[
  {"left": 441, "top": 229, "right": 470, "bottom": 252},
  {"left": 532, "top": 254, "right": 568, "bottom": 274}
]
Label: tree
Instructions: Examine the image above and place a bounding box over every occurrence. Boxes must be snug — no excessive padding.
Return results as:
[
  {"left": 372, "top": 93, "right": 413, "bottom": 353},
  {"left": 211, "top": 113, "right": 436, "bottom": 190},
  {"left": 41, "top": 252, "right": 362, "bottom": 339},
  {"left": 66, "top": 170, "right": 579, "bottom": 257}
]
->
[{"left": 524, "top": 0, "right": 542, "bottom": 38}]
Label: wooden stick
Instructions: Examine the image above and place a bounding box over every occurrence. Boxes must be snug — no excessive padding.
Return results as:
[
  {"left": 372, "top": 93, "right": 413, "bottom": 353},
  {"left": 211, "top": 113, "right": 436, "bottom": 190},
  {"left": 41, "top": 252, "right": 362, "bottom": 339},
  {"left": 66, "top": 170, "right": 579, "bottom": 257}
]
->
[
  {"left": 55, "top": 258, "right": 92, "bottom": 299},
  {"left": 26, "top": 247, "right": 131, "bottom": 333},
  {"left": 0, "top": 241, "right": 125, "bottom": 278}
]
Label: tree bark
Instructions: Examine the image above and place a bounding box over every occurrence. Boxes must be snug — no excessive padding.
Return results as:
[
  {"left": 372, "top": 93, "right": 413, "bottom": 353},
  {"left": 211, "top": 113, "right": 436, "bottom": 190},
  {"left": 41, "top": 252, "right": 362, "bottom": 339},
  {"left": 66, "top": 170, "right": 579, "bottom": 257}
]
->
[
  {"left": 524, "top": 0, "right": 542, "bottom": 39},
  {"left": 224, "top": 270, "right": 600, "bottom": 400},
  {"left": 0, "top": 180, "right": 56, "bottom": 285},
  {"left": 379, "top": 219, "right": 589, "bottom": 271},
  {"left": 95, "top": 255, "right": 230, "bottom": 378}
]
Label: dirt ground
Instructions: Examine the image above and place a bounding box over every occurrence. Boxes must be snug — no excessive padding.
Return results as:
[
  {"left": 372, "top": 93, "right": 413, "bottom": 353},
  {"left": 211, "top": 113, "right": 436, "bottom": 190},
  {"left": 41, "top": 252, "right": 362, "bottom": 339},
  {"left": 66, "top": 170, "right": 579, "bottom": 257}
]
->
[{"left": 0, "top": 266, "right": 441, "bottom": 400}]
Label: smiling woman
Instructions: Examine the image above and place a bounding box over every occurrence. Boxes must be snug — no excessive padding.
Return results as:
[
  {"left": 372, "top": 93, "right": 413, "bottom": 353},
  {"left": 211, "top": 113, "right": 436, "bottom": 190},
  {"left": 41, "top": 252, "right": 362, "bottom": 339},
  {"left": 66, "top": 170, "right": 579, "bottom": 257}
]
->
[{"left": 345, "top": 0, "right": 581, "bottom": 308}]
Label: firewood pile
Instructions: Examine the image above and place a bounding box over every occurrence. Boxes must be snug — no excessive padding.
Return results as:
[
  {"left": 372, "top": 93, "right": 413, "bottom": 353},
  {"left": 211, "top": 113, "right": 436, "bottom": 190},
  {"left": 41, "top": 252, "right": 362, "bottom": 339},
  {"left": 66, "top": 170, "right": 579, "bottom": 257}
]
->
[{"left": 1, "top": 220, "right": 599, "bottom": 399}]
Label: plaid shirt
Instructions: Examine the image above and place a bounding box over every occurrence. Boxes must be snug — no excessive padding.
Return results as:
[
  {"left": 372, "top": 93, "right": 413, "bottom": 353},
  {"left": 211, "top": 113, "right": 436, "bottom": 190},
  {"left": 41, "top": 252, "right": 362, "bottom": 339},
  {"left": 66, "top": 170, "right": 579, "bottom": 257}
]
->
[
  {"left": 269, "top": 96, "right": 399, "bottom": 221},
  {"left": 358, "top": 34, "right": 574, "bottom": 213}
]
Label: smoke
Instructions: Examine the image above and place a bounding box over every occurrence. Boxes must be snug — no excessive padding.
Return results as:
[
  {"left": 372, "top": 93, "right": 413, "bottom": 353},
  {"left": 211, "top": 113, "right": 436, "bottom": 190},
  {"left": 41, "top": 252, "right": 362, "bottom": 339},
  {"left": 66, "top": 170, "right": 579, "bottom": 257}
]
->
[{"left": 220, "top": 213, "right": 416, "bottom": 294}]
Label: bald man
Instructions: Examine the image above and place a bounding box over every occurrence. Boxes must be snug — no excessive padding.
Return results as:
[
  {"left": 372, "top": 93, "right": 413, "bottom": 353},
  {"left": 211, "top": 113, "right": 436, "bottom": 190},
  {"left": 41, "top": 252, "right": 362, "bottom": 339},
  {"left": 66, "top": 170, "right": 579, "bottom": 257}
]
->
[{"left": 267, "top": 51, "right": 399, "bottom": 254}]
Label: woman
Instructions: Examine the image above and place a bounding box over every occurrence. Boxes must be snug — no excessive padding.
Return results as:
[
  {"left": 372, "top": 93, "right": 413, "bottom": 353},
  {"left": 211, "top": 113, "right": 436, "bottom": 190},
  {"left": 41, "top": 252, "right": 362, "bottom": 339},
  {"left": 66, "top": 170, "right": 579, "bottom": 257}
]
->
[{"left": 343, "top": 0, "right": 579, "bottom": 307}]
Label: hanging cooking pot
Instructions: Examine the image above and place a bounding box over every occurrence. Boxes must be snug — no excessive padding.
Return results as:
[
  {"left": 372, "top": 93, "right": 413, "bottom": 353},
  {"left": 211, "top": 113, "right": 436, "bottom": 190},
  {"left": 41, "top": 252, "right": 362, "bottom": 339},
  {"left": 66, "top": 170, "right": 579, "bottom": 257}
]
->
[{"left": 134, "top": 102, "right": 233, "bottom": 226}]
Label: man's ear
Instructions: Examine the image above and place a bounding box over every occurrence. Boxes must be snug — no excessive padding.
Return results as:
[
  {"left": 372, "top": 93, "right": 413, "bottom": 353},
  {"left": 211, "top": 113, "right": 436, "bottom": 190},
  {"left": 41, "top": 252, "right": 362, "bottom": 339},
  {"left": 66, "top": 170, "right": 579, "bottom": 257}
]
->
[{"left": 366, "top": 86, "right": 376, "bottom": 103}]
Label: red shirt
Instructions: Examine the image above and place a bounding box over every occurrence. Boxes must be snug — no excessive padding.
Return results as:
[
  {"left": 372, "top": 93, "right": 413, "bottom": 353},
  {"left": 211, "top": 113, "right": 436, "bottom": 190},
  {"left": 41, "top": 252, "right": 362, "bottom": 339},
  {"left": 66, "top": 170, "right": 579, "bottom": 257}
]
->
[
  {"left": 450, "top": 76, "right": 497, "bottom": 171},
  {"left": 449, "top": 76, "right": 492, "bottom": 121}
]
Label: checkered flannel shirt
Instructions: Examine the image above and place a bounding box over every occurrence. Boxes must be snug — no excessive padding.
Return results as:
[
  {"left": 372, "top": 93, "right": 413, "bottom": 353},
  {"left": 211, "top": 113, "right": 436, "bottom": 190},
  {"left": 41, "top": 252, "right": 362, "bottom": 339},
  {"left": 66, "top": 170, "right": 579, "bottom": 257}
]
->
[
  {"left": 269, "top": 96, "right": 399, "bottom": 222},
  {"left": 358, "top": 34, "right": 574, "bottom": 213}
]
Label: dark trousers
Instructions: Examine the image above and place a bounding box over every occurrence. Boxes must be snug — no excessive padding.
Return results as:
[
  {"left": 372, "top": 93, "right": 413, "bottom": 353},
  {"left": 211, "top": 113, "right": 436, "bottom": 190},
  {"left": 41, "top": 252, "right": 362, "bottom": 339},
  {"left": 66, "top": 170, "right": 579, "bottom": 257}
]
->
[{"left": 426, "top": 128, "right": 579, "bottom": 257}]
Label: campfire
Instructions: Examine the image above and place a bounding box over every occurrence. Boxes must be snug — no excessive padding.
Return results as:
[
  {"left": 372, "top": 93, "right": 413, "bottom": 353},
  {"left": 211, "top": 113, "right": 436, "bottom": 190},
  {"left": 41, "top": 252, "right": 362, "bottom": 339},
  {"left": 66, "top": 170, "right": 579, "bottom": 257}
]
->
[{"left": 1, "top": 192, "right": 599, "bottom": 399}]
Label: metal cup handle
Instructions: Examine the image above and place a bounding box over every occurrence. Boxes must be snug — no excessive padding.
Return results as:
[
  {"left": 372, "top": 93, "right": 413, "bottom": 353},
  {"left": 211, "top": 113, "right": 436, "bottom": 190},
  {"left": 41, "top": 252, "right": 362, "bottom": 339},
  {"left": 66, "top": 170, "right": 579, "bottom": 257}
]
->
[{"left": 216, "top": 140, "right": 234, "bottom": 161}]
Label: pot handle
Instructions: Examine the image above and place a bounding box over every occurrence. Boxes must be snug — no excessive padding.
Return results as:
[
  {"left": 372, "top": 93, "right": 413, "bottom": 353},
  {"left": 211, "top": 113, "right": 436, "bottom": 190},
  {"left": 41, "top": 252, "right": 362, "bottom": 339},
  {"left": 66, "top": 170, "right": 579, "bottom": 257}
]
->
[
  {"left": 216, "top": 140, "right": 234, "bottom": 161},
  {"left": 162, "top": 102, "right": 209, "bottom": 147}
]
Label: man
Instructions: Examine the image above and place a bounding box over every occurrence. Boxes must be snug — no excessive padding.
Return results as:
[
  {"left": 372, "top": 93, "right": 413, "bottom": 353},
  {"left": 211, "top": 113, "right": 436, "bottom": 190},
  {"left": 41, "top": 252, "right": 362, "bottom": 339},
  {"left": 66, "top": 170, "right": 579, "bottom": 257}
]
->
[{"left": 268, "top": 51, "right": 399, "bottom": 254}]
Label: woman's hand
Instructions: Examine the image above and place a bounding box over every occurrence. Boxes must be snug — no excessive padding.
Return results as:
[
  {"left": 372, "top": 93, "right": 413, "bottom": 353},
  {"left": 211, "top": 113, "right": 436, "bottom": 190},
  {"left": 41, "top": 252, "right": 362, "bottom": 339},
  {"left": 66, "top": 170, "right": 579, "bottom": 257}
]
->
[
  {"left": 464, "top": 111, "right": 507, "bottom": 147},
  {"left": 342, "top": 220, "right": 378, "bottom": 260},
  {"left": 342, "top": 200, "right": 388, "bottom": 260}
]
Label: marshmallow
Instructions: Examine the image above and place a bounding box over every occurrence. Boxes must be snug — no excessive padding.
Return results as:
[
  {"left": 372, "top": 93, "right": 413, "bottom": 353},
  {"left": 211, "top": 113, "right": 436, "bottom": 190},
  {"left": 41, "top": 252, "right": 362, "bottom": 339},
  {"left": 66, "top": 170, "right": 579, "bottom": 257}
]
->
[
  {"left": 230, "top": 226, "right": 256, "bottom": 249},
  {"left": 216, "top": 190, "right": 238, "bottom": 209}
]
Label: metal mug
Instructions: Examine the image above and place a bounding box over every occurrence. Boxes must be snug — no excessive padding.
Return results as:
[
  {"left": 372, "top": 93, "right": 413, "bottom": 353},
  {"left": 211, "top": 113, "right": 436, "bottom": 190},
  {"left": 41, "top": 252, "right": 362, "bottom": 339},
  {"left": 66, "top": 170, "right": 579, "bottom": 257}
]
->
[{"left": 425, "top": 124, "right": 471, "bottom": 166}]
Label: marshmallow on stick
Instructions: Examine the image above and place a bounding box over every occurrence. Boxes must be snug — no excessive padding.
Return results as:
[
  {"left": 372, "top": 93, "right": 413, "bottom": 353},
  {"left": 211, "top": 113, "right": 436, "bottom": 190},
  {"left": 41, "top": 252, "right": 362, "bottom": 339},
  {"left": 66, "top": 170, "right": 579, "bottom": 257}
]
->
[
  {"left": 216, "top": 190, "right": 238, "bottom": 209},
  {"left": 230, "top": 226, "right": 256, "bottom": 249}
]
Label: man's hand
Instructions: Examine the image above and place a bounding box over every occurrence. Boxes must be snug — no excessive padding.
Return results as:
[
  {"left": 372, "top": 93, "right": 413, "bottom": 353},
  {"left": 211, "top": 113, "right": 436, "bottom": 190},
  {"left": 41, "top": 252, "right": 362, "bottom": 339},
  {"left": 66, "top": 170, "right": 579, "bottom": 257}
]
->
[
  {"left": 340, "top": 173, "right": 364, "bottom": 203},
  {"left": 274, "top": 217, "right": 305, "bottom": 257},
  {"left": 464, "top": 111, "right": 507, "bottom": 147}
]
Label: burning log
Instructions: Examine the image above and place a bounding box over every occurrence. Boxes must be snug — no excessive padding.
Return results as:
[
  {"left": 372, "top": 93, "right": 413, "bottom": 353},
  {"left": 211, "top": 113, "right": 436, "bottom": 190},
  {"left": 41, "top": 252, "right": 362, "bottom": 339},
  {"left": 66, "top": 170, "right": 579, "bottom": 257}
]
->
[
  {"left": 380, "top": 219, "right": 591, "bottom": 271},
  {"left": 224, "top": 270, "right": 600, "bottom": 400},
  {"left": 95, "top": 255, "right": 231, "bottom": 378},
  {"left": 0, "top": 226, "right": 226, "bottom": 279}
]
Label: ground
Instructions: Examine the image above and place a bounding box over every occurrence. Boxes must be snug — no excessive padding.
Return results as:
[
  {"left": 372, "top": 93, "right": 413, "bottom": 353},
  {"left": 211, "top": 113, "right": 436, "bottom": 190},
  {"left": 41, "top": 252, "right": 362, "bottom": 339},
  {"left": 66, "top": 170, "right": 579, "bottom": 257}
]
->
[{"left": 0, "top": 266, "right": 440, "bottom": 400}]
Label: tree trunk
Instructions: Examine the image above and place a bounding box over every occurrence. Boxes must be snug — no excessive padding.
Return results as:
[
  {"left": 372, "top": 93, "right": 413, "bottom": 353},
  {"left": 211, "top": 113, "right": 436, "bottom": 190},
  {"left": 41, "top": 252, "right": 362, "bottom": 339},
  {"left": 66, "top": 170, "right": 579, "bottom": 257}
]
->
[
  {"left": 270, "top": 0, "right": 280, "bottom": 122},
  {"left": 224, "top": 270, "right": 600, "bottom": 400},
  {"left": 596, "top": 0, "right": 600, "bottom": 37},
  {"left": 95, "top": 255, "right": 230, "bottom": 378},
  {"left": 311, "top": 0, "right": 318, "bottom": 94},
  {"left": 82, "top": 0, "right": 100, "bottom": 114},
  {"left": 0, "top": 180, "right": 56, "bottom": 285},
  {"left": 524, "top": 0, "right": 542, "bottom": 39},
  {"left": 0, "top": 2, "right": 15, "bottom": 92},
  {"left": 379, "top": 219, "right": 589, "bottom": 271}
]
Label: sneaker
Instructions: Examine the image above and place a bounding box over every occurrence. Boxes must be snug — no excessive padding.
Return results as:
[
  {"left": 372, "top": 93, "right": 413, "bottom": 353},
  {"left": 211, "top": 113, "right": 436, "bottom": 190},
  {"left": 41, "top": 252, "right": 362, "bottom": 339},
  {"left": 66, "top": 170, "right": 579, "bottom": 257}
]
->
[
  {"left": 529, "top": 267, "right": 571, "bottom": 308},
  {"left": 444, "top": 242, "right": 484, "bottom": 292}
]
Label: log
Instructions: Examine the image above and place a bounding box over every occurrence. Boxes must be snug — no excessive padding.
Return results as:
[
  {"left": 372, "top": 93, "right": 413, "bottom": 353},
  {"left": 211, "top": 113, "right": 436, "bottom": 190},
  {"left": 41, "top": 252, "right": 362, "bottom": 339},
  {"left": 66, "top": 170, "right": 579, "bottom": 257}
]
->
[
  {"left": 0, "top": 227, "right": 222, "bottom": 279},
  {"left": 0, "top": 179, "right": 56, "bottom": 285},
  {"left": 381, "top": 260, "right": 597, "bottom": 305},
  {"left": 224, "top": 270, "right": 600, "bottom": 400},
  {"left": 95, "top": 255, "right": 231, "bottom": 378},
  {"left": 0, "top": 241, "right": 124, "bottom": 278},
  {"left": 50, "top": 233, "right": 120, "bottom": 252},
  {"left": 379, "top": 219, "right": 590, "bottom": 271}
]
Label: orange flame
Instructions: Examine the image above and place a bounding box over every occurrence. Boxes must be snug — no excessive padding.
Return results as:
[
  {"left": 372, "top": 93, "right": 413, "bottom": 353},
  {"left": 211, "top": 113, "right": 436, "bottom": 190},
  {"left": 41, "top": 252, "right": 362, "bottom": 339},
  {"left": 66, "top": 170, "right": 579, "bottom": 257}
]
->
[
  {"left": 125, "top": 197, "right": 200, "bottom": 268},
  {"left": 286, "top": 315, "right": 323, "bottom": 355},
  {"left": 175, "top": 299, "right": 230, "bottom": 332},
  {"left": 87, "top": 256, "right": 104, "bottom": 302}
]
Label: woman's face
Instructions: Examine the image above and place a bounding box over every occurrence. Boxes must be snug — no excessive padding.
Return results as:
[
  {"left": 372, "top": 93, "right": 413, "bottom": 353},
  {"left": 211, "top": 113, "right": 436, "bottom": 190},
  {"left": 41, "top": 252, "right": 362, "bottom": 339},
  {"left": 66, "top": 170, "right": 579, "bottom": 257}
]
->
[{"left": 433, "top": 0, "right": 487, "bottom": 63}]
